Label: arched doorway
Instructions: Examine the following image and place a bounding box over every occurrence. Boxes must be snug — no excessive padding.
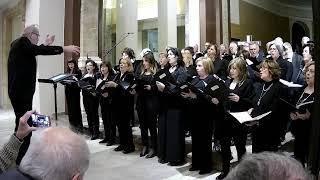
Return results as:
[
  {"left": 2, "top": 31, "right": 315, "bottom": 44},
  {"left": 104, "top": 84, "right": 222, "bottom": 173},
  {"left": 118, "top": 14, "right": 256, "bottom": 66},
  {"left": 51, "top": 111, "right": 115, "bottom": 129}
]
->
[{"left": 291, "top": 21, "right": 310, "bottom": 54}]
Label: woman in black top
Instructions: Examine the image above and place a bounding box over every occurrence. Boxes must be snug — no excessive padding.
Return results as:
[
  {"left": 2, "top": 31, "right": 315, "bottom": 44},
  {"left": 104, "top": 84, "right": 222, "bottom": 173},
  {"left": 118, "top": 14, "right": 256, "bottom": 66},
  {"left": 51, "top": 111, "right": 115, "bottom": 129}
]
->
[
  {"left": 97, "top": 61, "right": 116, "bottom": 146},
  {"left": 106, "top": 57, "right": 135, "bottom": 154},
  {"left": 65, "top": 59, "right": 83, "bottom": 133},
  {"left": 269, "top": 43, "right": 293, "bottom": 81},
  {"left": 181, "top": 57, "right": 226, "bottom": 175},
  {"left": 81, "top": 59, "right": 100, "bottom": 140},
  {"left": 135, "top": 52, "right": 159, "bottom": 158},
  {"left": 156, "top": 47, "right": 188, "bottom": 166},
  {"left": 207, "top": 44, "right": 229, "bottom": 80},
  {"left": 217, "top": 57, "right": 255, "bottom": 179},
  {"left": 290, "top": 62, "right": 314, "bottom": 166},
  {"left": 250, "top": 59, "right": 285, "bottom": 153}
]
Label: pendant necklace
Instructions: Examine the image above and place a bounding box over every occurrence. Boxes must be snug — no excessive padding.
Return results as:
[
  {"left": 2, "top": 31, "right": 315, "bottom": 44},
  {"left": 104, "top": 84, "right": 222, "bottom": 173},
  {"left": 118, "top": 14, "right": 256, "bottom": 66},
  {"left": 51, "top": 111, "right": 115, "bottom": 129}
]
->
[
  {"left": 296, "top": 91, "right": 313, "bottom": 108},
  {"left": 257, "top": 83, "right": 273, "bottom": 106}
]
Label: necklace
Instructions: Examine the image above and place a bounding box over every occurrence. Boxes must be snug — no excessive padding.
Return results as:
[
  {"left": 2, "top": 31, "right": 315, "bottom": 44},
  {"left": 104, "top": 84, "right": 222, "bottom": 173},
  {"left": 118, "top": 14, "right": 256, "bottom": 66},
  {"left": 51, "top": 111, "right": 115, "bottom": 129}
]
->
[
  {"left": 257, "top": 83, "right": 273, "bottom": 106},
  {"left": 296, "top": 91, "right": 313, "bottom": 107}
]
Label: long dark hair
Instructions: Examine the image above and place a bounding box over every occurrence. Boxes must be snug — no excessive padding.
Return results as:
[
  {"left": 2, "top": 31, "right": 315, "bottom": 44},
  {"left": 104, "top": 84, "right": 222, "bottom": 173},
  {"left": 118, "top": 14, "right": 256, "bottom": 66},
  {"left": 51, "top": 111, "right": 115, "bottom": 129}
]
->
[
  {"left": 85, "top": 59, "right": 99, "bottom": 74},
  {"left": 100, "top": 61, "right": 115, "bottom": 78},
  {"left": 167, "top": 47, "right": 185, "bottom": 67},
  {"left": 66, "top": 59, "right": 80, "bottom": 73}
]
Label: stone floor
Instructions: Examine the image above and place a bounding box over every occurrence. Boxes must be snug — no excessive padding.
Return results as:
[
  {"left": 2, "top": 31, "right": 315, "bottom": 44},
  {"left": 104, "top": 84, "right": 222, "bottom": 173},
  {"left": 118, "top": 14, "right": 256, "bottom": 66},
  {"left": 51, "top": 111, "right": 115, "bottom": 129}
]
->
[{"left": 0, "top": 109, "right": 294, "bottom": 180}]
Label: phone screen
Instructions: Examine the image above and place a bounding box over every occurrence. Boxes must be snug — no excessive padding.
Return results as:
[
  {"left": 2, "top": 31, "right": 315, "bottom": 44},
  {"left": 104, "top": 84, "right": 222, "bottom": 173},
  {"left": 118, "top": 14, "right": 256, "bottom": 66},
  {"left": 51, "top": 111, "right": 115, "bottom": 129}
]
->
[{"left": 31, "top": 114, "right": 51, "bottom": 128}]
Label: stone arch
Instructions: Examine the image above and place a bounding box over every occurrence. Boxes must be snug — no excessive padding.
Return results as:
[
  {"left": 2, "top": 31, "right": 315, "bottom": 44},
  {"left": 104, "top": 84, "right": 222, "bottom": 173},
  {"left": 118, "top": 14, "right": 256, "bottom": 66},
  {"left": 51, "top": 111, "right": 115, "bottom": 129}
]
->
[{"left": 291, "top": 21, "right": 310, "bottom": 54}]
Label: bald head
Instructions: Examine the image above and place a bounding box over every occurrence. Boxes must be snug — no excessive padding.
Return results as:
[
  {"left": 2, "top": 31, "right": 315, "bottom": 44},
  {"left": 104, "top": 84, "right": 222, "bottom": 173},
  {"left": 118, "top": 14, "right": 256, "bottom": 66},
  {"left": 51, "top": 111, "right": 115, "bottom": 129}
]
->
[{"left": 19, "top": 127, "right": 90, "bottom": 180}]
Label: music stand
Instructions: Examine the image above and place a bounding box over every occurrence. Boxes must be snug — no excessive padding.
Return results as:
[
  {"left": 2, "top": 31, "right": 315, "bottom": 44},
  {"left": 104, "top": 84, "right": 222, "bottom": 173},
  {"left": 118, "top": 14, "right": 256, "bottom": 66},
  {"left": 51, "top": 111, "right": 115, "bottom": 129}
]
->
[{"left": 38, "top": 74, "right": 74, "bottom": 120}]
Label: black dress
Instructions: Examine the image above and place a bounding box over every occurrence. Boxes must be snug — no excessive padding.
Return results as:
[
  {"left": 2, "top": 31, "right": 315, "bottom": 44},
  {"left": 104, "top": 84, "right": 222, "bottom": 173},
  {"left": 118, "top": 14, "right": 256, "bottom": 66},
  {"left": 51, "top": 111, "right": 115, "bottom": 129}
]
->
[
  {"left": 157, "top": 66, "right": 188, "bottom": 164},
  {"left": 290, "top": 88, "right": 314, "bottom": 165},
  {"left": 65, "top": 69, "right": 83, "bottom": 132},
  {"left": 251, "top": 79, "right": 286, "bottom": 153}
]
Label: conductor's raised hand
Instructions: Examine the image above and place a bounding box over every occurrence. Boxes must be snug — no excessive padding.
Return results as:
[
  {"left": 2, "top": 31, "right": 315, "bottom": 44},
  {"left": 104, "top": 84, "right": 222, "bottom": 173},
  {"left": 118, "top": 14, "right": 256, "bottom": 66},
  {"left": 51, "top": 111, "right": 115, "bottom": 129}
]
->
[
  {"left": 63, "top": 45, "right": 80, "bottom": 55},
  {"left": 44, "top": 34, "right": 55, "bottom": 46}
]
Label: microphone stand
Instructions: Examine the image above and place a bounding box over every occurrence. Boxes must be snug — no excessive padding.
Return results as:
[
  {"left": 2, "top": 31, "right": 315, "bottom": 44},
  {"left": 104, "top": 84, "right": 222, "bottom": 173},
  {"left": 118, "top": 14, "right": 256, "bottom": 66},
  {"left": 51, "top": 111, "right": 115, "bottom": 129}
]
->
[{"left": 103, "top": 33, "right": 132, "bottom": 59}]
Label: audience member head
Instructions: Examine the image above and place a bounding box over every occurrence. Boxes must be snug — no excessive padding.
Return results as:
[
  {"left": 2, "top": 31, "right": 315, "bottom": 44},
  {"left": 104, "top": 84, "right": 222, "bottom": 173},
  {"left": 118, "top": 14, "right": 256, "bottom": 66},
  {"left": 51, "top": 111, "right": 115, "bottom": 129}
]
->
[
  {"left": 229, "top": 42, "right": 238, "bottom": 55},
  {"left": 259, "top": 59, "right": 281, "bottom": 81},
  {"left": 302, "top": 43, "right": 314, "bottom": 64},
  {"left": 283, "top": 42, "right": 293, "bottom": 59},
  {"left": 240, "top": 49, "right": 250, "bottom": 60},
  {"left": 142, "top": 51, "right": 157, "bottom": 74},
  {"left": 219, "top": 44, "right": 228, "bottom": 58},
  {"left": 249, "top": 43, "right": 260, "bottom": 58},
  {"left": 167, "top": 47, "right": 184, "bottom": 67},
  {"left": 225, "top": 152, "right": 310, "bottom": 180},
  {"left": 204, "top": 42, "right": 211, "bottom": 50},
  {"left": 228, "top": 57, "right": 248, "bottom": 82},
  {"left": 193, "top": 44, "right": 199, "bottom": 53},
  {"left": 19, "top": 127, "right": 90, "bottom": 180},
  {"left": 195, "top": 57, "right": 214, "bottom": 77},
  {"left": 269, "top": 43, "right": 283, "bottom": 60},
  {"left": 301, "top": 36, "right": 310, "bottom": 47},
  {"left": 207, "top": 44, "right": 218, "bottom": 59},
  {"left": 22, "top": 24, "right": 40, "bottom": 45},
  {"left": 242, "top": 42, "right": 250, "bottom": 51},
  {"left": 183, "top": 46, "right": 194, "bottom": 67}
]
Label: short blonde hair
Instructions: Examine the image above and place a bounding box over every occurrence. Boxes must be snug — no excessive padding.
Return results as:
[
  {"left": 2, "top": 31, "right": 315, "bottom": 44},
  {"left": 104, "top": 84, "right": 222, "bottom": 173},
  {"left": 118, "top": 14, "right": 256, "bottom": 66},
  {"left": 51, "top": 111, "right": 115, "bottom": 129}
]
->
[
  {"left": 120, "top": 57, "right": 134, "bottom": 72},
  {"left": 195, "top": 57, "right": 214, "bottom": 75}
]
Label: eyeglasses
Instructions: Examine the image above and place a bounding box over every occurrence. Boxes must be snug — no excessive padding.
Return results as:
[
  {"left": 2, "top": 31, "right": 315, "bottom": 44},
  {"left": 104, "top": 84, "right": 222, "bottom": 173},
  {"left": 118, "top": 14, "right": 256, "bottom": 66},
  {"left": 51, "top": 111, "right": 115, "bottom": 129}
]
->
[{"left": 32, "top": 32, "right": 40, "bottom": 37}]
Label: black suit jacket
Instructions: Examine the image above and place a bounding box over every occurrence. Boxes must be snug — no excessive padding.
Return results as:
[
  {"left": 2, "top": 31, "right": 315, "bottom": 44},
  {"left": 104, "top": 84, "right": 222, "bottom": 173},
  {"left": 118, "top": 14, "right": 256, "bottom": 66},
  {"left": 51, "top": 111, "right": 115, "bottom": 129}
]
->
[
  {"left": 290, "top": 53, "right": 304, "bottom": 85},
  {"left": 8, "top": 37, "right": 63, "bottom": 99}
]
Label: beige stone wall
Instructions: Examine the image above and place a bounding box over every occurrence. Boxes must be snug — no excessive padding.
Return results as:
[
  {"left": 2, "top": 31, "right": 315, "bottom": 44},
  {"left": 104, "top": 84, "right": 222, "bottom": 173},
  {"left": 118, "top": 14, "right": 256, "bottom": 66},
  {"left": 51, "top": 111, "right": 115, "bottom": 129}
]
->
[{"left": 0, "top": 0, "right": 25, "bottom": 109}]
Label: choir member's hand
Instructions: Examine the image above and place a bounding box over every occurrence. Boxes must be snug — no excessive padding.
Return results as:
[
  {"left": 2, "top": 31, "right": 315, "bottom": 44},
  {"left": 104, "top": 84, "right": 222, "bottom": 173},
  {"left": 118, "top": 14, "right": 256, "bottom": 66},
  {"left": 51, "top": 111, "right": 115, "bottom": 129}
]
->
[
  {"left": 16, "top": 110, "right": 37, "bottom": 140},
  {"left": 156, "top": 81, "right": 165, "bottom": 92},
  {"left": 43, "top": 34, "right": 55, "bottom": 46},
  {"left": 290, "top": 112, "right": 298, "bottom": 120},
  {"left": 130, "top": 89, "right": 136, "bottom": 95},
  {"left": 102, "top": 92, "right": 108, "bottom": 98},
  {"left": 228, "top": 93, "right": 240, "bottom": 102},
  {"left": 144, "top": 85, "right": 151, "bottom": 90},
  {"left": 63, "top": 45, "right": 80, "bottom": 55},
  {"left": 105, "top": 81, "right": 118, "bottom": 88},
  {"left": 248, "top": 108, "right": 253, "bottom": 115},
  {"left": 181, "top": 90, "right": 196, "bottom": 99},
  {"left": 296, "top": 109, "right": 311, "bottom": 120},
  {"left": 211, "top": 98, "right": 219, "bottom": 105}
]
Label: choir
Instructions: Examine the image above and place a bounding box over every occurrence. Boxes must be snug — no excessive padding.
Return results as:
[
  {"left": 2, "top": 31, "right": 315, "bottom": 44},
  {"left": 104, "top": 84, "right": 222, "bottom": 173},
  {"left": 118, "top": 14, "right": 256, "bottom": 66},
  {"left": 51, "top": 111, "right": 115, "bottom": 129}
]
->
[{"left": 60, "top": 38, "right": 315, "bottom": 177}]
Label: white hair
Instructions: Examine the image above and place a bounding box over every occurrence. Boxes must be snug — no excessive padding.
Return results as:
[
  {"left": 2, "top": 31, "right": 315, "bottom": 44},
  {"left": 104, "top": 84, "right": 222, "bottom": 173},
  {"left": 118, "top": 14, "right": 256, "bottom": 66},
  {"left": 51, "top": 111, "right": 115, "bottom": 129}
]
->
[
  {"left": 22, "top": 24, "right": 39, "bottom": 37},
  {"left": 19, "top": 127, "right": 90, "bottom": 180}
]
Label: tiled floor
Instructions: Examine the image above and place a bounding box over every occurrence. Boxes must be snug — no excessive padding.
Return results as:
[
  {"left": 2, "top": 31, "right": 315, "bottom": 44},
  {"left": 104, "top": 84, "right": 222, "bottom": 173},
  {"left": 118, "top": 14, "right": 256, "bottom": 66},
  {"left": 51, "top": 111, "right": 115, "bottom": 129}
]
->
[{"left": 0, "top": 109, "right": 294, "bottom": 179}]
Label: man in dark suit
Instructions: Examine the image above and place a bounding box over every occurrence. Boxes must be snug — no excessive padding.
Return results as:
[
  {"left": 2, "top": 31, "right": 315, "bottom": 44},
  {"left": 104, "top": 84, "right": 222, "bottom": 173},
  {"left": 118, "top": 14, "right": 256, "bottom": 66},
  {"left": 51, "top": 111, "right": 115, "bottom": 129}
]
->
[
  {"left": 283, "top": 42, "right": 304, "bottom": 85},
  {"left": 249, "top": 42, "right": 264, "bottom": 62},
  {"left": 8, "top": 24, "right": 80, "bottom": 164}
]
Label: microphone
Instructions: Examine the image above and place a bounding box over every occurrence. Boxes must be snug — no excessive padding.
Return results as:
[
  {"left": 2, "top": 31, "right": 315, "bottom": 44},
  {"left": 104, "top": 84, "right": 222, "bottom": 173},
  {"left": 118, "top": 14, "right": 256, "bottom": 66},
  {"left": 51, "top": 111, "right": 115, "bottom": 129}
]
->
[{"left": 127, "top": 32, "right": 134, "bottom": 34}]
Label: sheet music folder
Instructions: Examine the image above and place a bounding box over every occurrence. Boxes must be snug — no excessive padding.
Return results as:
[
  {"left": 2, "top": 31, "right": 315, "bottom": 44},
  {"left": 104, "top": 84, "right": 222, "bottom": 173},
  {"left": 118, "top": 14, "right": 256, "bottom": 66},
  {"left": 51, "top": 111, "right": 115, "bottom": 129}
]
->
[
  {"left": 38, "top": 74, "right": 74, "bottom": 84},
  {"left": 229, "top": 111, "right": 272, "bottom": 124}
]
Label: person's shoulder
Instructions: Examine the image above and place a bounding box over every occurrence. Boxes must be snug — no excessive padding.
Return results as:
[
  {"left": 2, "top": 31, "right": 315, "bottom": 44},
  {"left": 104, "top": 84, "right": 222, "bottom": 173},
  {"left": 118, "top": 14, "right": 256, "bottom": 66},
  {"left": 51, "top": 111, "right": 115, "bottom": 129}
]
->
[{"left": 0, "top": 169, "right": 34, "bottom": 180}]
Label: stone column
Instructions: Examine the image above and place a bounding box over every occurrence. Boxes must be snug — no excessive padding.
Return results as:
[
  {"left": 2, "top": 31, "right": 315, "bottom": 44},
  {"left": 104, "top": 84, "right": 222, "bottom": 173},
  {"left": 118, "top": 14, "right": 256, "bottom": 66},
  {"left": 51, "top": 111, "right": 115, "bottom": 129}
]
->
[
  {"left": 185, "top": 0, "right": 200, "bottom": 47},
  {"left": 221, "top": 0, "right": 231, "bottom": 46},
  {"left": 79, "top": 0, "right": 101, "bottom": 71},
  {"left": 115, "top": 0, "right": 138, "bottom": 62},
  {"left": 25, "top": 0, "right": 66, "bottom": 115},
  {"left": 158, "top": 0, "right": 177, "bottom": 51}
]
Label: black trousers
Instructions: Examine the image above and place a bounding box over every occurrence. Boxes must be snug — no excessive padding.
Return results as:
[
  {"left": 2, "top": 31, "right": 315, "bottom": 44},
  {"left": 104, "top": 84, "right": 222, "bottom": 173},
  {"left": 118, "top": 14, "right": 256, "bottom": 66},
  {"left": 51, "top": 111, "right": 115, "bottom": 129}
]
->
[
  {"left": 100, "top": 98, "right": 116, "bottom": 142},
  {"left": 83, "top": 93, "right": 100, "bottom": 136},
  {"left": 291, "top": 120, "right": 311, "bottom": 166},
  {"left": 66, "top": 89, "right": 83, "bottom": 131},
  {"left": 114, "top": 106, "right": 134, "bottom": 149},
  {"left": 219, "top": 115, "right": 247, "bottom": 173},
  {"left": 9, "top": 94, "right": 33, "bottom": 165}
]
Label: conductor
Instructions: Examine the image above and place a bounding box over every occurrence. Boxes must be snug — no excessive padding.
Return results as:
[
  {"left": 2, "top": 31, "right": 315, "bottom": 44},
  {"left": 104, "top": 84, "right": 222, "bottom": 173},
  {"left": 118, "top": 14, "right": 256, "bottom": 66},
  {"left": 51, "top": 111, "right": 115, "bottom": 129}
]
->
[{"left": 7, "top": 24, "right": 80, "bottom": 164}]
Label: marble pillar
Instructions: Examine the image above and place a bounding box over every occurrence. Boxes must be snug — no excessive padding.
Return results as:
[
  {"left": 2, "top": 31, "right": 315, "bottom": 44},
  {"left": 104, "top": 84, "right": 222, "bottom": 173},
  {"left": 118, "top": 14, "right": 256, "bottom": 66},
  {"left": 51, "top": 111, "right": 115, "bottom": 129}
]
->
[
  {"left": 115, "top": 0, "right": 138, "bottom": 62},
  {"left": 158, "top": 0, "right": 177, "bottom": 51},
  {"left": 185, "top": 0, "right": 200, "bottom": 47}
]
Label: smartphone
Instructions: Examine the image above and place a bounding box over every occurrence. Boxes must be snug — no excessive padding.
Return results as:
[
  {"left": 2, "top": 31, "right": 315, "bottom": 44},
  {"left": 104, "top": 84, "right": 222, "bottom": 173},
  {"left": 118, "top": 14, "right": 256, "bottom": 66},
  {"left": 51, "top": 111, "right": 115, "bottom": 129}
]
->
[{"left": 31, "top": 114, "right": 51, "bottom": 128}]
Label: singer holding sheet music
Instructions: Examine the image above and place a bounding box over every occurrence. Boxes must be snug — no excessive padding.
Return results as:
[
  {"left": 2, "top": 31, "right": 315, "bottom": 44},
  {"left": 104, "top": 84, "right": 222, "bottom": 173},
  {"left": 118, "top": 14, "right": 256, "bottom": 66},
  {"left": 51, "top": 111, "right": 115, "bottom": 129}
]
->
[
  {"left": 106, "top": 57, "right": 135, "bottom": 154},
  {"left": 290, "top": 61, "right": 314, "bottom": 166},
  {"left": 81, "top": 60, "right": 100, "bottom": 140},
  {"left": 65, "top": 60, "right": 83, "bottom": 133},
  {"left": 250, "top": 60, "right": 286, "bottom": 153},
  {"left": 217, "top": 57, "right": 255, "bottom": 180},
  {"left": 7, "top": 24, "right": 80, "bottom": 164}
]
